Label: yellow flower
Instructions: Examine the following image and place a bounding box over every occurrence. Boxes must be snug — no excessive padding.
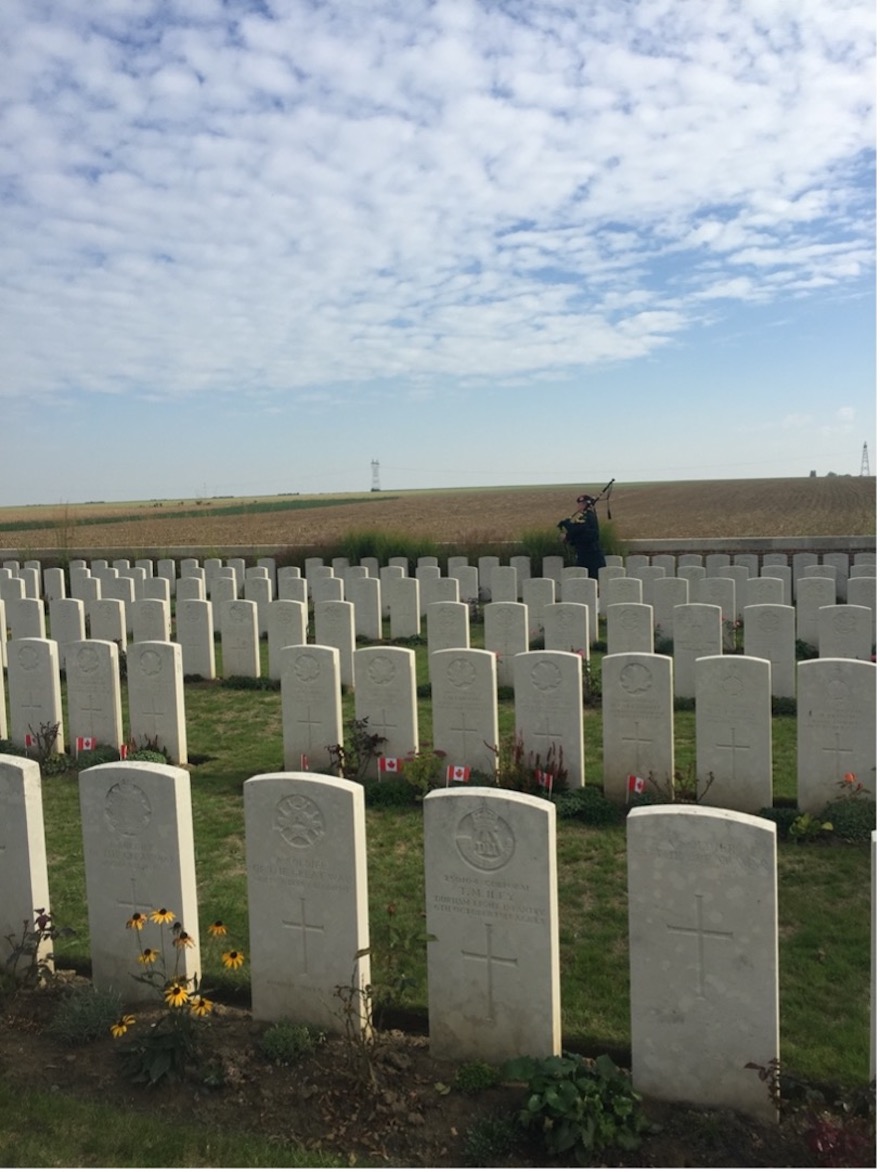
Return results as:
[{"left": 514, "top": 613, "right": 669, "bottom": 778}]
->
[
  {"left": 110, "top": 1014, "right": 136, "bottom": 1038},
  {"left": 208, "top": 920, "right": 228, "bottom": 937},
  {"left": 137, "top": 947, "right": 160, "bottom": 966},
  {"left": 190, "top": 996, "right": 214, "bottom": 1017},
  {"left": 164, "top": 980, "right": 190, "bottom": 1007},
  {"left": 126, "top": 911, "right": 148, "bottom": 931},
  {"left": 150, "top": 907, "right": 176, "bottom": 924},
  {"left": 222, "top": 949, "right": 245, "bottom": 970},
  {"left": 174, "top": 930, "right": 195, "bottom": 950}
]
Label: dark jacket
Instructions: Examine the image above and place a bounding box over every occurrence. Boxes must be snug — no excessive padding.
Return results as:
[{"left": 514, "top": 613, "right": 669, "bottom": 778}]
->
[{"left": 558, "top": 510, "right": 606, "bottom": 578}]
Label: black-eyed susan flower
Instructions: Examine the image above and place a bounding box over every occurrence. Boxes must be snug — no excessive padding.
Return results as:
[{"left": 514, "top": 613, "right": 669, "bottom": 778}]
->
[
  {"left": 137, "top": 947, "right": 160, "bottom": 966},
  {"left": 164, "top": 980, "right": 190, "bottom": 1007},
  {"left": 174, "top": 930, "right": 195, "bottom": 950},
  {"left": 150, "top": 907, "right": 175, "bottom": 925},
  {"left": 208, "top": 920, "right": 228, "bottom": 937},
  {"left": 110, "top": 1014, "right": 136, "bottom": 1038},
  {"left": 126, "top": 911, "right": 148, "bottom": 931},
  {"left": 190, "top": 996, "right": 214, "bottom": 1017},
  {"left": 222, "top": 949, "right": 245, "bottom": 970}
]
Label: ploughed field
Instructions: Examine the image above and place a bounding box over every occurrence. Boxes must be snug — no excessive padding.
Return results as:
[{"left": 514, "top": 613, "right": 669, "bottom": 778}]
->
[{"left": 0, "top": 476, "right": 875, "bottom": 550}]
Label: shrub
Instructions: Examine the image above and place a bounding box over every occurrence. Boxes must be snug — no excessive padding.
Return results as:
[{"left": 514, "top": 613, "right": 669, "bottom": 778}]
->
[
  {"left": 820, "top": 799, "right": 876, "bottom": 843},
  {"left": 258, "top": 1020, "right": 323, "bottom": 1065},
  {"left": 554, "top": 786, "right": 621, "bottom": 826},
  {"left": 758, "top": 807, "right": 801, "bottom": 838},
  {"left": 50, "top": 984, "right": 123, "bottom": 1044},
  {"left": 362, "top": 777, "right": 419, "bottom": 808},
  {"left": 453, "top": 1060, "right": 500, "bottom": 1092}
]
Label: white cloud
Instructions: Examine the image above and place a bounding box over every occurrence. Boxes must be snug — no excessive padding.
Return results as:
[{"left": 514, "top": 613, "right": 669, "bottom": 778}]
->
[{"left": 0, "top": 0, "right": 874, "bottom": 404}]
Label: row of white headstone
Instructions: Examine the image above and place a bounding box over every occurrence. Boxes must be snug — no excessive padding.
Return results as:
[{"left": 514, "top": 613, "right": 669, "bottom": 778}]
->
[
  {"left": 0, "top": 628, "right": 874, "bottom": 815},
  {"left": 1, "top": 753, "right": 874, "bottom": 1123}
]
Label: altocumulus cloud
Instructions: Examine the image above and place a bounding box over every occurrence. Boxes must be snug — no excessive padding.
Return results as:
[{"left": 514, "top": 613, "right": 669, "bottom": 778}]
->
[{"left": 0, "top": 0, "right": 874, "bottom": 404}]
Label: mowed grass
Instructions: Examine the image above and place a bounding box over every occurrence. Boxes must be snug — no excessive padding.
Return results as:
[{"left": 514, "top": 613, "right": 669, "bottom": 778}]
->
[{"left": 32, "top": 628, "right": 872, "bottom": 1092}]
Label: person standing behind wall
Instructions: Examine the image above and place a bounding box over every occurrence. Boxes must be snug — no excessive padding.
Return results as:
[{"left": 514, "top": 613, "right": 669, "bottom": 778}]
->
[{"left": 557, "top": 494, "right": 607, "bottom": 579}]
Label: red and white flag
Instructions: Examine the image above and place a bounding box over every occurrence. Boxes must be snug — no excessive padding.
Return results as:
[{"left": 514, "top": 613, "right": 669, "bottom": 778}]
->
[
  {"left": 535, "top": 770, "right": 554, "bottom": 794},
  {"left": 119, "top": 744, "right": 129, "bottom": 760},
  {"left": 446, "top": 764, "right": 471, "bottom": 785},
  {"left": 627, "top": 774, "right": 645, "bottom": 800},
  {"left": 75, "top": 736, "right": 96, "bottom": 753},
  {"left": 299, "top": 753, "right": 310, "bottom": 770},
  {"left": 378, "top": 757, "right": 402, "bottom": 774},
  {"left": 24, "top": 733, "right": 36, "bottom": 749}
]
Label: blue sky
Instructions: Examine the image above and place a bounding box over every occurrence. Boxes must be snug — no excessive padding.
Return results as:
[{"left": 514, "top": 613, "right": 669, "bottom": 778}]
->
[{"left": 0, "top": 0, "right": 875, "bottom": 505}]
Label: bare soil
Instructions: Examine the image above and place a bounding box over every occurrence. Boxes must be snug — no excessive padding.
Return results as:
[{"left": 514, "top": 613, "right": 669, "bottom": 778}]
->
[
  {"left": 1, "top": 476, "right": 875, "bottom": 550},
  {"left": 0, "top": 977, "right": 835, "bottom": 1168}
]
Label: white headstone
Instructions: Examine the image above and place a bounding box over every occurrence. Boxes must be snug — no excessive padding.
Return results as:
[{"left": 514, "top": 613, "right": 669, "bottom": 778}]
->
[
  {"left": 794, "top": 575, "right": 836, "bottom": 650},
  {"left": 67, "top": 640, "right": 123, "bottom": 752},
  {"left": 348, "top": 576, "right": 382, "bottom": 640},
  {"left": 48, "top": 597, "right": 86, "bottom": 669},
  {"left": 0, "top": 754, "right": 53, "bottom": 973},
  {"left": 127, "top": 641, "right": 187, "bottom": 764},
  {"left": 743, "top": 604, "right": 796, "bottom": 700},
  {"left": 559, "top": 576, "right": 599, "bottom": 644},
  {"left": 483, "top": 601, "right": 528, "bottom": 689},
  {"left": 695, "top": 655, "right": 773, "bottom": 812},
  {"left": 131, "top": 599, "right": 171, "bottom": 644},
  {"left": 387, "top": 576, "right": 421, "bottom": 639},
  {"left": 672, "top": 604, "right": 722, "bottom": 700},
  {"left": 79, "top": 762, "right": 201, "bottom": 1001},
  {"left": 244, "top": 772, "right": 370, "bottom": 1031},
  {"left": 543, "top": 602, "right": 590, "bottom": 661},
  {"left": 653, "top": 578, "right": 689, "bottom": 645},
  {"left": 314, "top": 601, "right": 356, "bottom": 689},
  {"left": 353, "top": 646, "right": 419, "bottom": 775},
  {"left": 267, "top": 599, "right": 308, "bottom": 681},
  {"left": 522, "top": 578, "right": 555, "bottom": 640},
  {"left": 606, "top": 602, "right": 654, "bottom": 655},
  {"left": 175, "top": 599, "right": 216, "bottom": 679},
  {"left": 7, "top": 638, "right": 64, "bottom": 754},
  {"left": 426, "top": 601, "right": 470, "bottom": 661},
  {"left": 280, "top": 644, "right": 343, "bottom": 772},
  {"left": 514, "top": 651, "right": 584, "bottom": 787},
  {"left": 220, "top": 599, "right": 260, "bottom": 678},
  {"left": 797, "top": 659, "right": 876, "bottom": 813},
  {"left": 490, "top": 565, "right": 518, "bottom": 604},
  {"left": 818, "top": 604, "right": 873, "bottom": 661},
  {"left": 628, "top": 806, "right": 778, "bottom": 1122},
  {"left": 602, "top": 653, "right": 674, "bottom": 802},
  {"left": 424, "top": 788, "right": 560, "bottom": 1062},
  {"left": 431, "top": 649, "right": 498, "bottom": 778}
]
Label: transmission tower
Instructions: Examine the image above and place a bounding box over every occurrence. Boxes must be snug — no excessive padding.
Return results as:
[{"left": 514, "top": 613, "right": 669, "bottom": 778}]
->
[
  {"left": 371, "top": 459, "right": 381, "bottom": 492},
  {"left": 860, "top": 442, "right": 870, "bottom": 476}
]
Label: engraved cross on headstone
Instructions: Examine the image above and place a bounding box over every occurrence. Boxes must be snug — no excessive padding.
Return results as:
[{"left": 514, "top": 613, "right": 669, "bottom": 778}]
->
[
  {"left": 461, "top": 923, "right": 518, "bottom": 1022},
  {"left": 622, "top": 721, "right": 653, "bottom": 772},
  {"left": 370, "top": 708, "right": 398, "bottom": 741},
  {"left": 115, "top": 876, "right": 157, "bottom": 922},
  {"left": 716, "top": 727, "right": 752, "bottom": 778},
  {"left": 666, "top": 893, "right": 733, "bottom": 998},
  {"left": 532, "top": 715, "right": 563, "bottom": 752},
  {"left": 282, "top": 897, "right": 325, "bottom": 974},
  {"left": 821, "top": 731, "right": 854, "bottom": 777},
  {"left": 296, "top": 705, "right": 323, "bottom": 749},
  {"left": 450, "top": 710, "right": 480, "bottom": 758}
]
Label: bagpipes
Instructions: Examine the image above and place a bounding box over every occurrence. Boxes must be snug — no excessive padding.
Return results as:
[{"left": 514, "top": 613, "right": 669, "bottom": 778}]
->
[{"left": 576, "top": 478, "right": 615, "bottom": 519}]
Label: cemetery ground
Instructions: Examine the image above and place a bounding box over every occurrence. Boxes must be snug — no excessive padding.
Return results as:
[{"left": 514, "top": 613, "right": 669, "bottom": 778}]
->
[{"left": 0, "top": 629, "right": 874, "bottom": 1168}]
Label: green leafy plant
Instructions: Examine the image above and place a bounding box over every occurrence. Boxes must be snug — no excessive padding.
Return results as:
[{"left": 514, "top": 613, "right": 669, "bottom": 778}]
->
[
  {"left": 49, "top": 984, "right": 124, "bottom": 1044},
  {"left": 258, "top": 1019, "right": 324, "bottom": 1065},
  {"left": 502, "top": 1051, "right": 652, "bottom": 1162},
  {"left": 453, "top": 1060, "right": 500, "bottom": 1092},
  {"left": 789, "top": 811, "right": 834, "bottom": 843}
]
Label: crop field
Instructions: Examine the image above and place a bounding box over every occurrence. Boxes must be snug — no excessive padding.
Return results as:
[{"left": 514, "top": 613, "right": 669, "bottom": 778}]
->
[{"left": 0, "top": 476, "right": 874, "bottom": 552}]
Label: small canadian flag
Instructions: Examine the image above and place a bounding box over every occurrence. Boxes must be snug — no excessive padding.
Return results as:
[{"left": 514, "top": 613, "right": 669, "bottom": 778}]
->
[
  {"left": 446, "top": 764, "right": 471, "bottom": 784},
  {"left": 119, "top": 744, "right": 129, "bottom": 760},
  {"left": 535, "top": 770, "right": 554, "bottom": 794},
  {"left": 300, "top": 753, "right": 310, "bottom": 770},
  {"left": 24, "top": 733, "right": 36, "bottom": 749},
  {"left": 75, "top": 736, "right": 96, "bottom": 753},
  {"left": 627, "top": 774, "right": 646, "bottom": 799},
  {"left": 378, "top": 757, "right": 402, "bottom": 774}
]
